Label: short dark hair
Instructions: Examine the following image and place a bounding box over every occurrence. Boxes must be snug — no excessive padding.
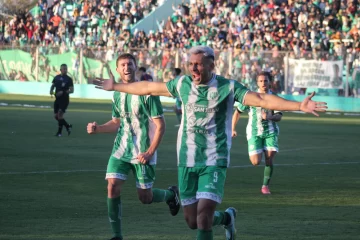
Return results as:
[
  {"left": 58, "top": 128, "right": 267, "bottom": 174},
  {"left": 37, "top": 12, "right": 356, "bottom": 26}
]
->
[
  {"left": 257, "top": 71, "right": 272, "bottom": 82},
  {"left": 174, "top": 68, "right": 181, "bottom": 76},
  {"left": 139, "top": 67, "right": 146, "bottom": 72},
  {"left": 60, "top": 64, "right": 67, "bottom": 68},
  {"left": 116, "top": 53, "right": 137, "bottom": 67}
]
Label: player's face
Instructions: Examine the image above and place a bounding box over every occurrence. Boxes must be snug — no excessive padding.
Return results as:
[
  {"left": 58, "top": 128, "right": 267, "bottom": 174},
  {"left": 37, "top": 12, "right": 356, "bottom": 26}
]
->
[
  {"left": 60, "top": 65, "right": 67, "bottom": 75},
  {"left": 257, "top": 75, "right": 270, "bottom": 92},
  {"left": 116, "top": 58, "right": 137, "bottom": 83},
  {"left": 189, "top": 53, "right": 214, "bottom": 85}
]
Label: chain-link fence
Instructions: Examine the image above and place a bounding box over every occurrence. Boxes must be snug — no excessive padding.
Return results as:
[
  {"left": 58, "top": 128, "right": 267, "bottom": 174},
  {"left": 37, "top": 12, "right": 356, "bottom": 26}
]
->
[{"left": 0, "top": 46, "right": 359, "bottom": 97}]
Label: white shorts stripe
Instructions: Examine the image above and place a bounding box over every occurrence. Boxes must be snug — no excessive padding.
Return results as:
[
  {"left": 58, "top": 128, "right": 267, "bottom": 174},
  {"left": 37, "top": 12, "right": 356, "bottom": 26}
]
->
[{"left": 181, "top": 197, "right": 198, "bottom": 206}]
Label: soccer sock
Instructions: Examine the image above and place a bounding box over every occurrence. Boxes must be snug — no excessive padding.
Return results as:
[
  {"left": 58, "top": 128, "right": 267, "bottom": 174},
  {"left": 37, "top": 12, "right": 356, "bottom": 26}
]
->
[
  {"left": 107, "top": 197, "right": 122, "bottom": 238},
  {"left": 263, "top": 165, "right": 274, "bottom": 186},
  {"left": 59, "top": 119, "right": 70, "bottom": 129},
  {"left": 196, "top": 229, "right": 213, "bottom": 240},
  {"left": 151, "top": 188, "right": 175, "bottom": 203},
  {"left": 57, "top": 120, "right": 63, "bottom": 134},
  {"left": 212, "top": 211, "right": 230, "bottom": 226}
]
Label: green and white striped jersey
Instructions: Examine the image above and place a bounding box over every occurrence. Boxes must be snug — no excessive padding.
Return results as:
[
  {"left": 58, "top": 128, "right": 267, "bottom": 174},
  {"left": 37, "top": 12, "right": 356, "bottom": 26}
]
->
[
  {"left": 111, "top": 91, "right": 163, "bottom": 165},
  {"left": 166, "top": 74, "right": 249, "bottom": 167},
  {"left": 236, "top": 90, "right": 281, "bottom": 140}
]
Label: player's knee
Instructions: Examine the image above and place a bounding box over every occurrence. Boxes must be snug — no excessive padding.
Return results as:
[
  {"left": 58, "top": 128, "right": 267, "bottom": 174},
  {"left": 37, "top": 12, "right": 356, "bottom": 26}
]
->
[
  {"left": 250, "top": 156, "right": 262, "bottom": 166},
  {"left": 138, "top": 194, "right": 152, "bottom": 204},
  {"left": 197, "top": 212, "right": 213, "bottom": 229},
  {"left": 185, "top": 217, "right": 197, "bottom": 229},
  {"left": 250, "top": 159, "right": 261, "bottom": 166},
  {"left": 107, "top": 182, "right": 121, "bottom": 197}
]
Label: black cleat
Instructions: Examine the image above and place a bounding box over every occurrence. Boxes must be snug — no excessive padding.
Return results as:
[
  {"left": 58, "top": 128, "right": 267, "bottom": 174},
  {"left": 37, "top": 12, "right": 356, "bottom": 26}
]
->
[
  {"left": 67, "top": 124, "right": 72, "bottom": 136},
  {"left": 167, "top": 186, "right": 180, "bottom": 216},
  {"left": 109, "top": 237, "right": 122, "bottom": 240}
]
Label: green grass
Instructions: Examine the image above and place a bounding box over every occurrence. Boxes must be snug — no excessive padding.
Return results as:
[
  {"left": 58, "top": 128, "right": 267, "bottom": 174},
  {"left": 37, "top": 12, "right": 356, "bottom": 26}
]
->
[{"left": 0, "top": 94, "right": 359, "bottom": 240}]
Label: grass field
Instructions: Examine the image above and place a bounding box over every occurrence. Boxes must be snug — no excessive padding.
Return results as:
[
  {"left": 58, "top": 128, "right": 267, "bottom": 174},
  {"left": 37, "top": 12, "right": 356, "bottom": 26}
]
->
[{"left": 0, "top": 94, "right": 359, "bottom": 240}]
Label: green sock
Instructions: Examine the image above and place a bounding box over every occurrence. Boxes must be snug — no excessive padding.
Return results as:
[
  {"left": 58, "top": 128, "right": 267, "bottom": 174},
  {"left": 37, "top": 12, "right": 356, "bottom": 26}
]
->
[
  {"left": 107, "top": 197, "right": 122, "bottom": 238},
  {"left": 151, "top": 188, "right": 175, "bottom": 203},
  {"left": 263, "top": 165, "right": 274, "bottom": 186},
  {"left": 196, "top": 229, "right": 213, "bottom": 240},
  {"left": 213, "top": 211, "right": 229, "bottom": 226}
]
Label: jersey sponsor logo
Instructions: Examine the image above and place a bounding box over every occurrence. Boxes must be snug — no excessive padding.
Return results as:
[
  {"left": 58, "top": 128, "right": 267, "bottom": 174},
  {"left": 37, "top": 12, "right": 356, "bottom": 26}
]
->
[
  {"left": 185, "top": 103, "right": 219, "bottom": 113},
  {"left": 205, "top": 183, "right": 217, "bottom": 189},
  {"left": 188, "top": 128, "right": 210, "bottom": 134},
  {"left": 188, "top": 116, "right": 212, "bottom": 128}
]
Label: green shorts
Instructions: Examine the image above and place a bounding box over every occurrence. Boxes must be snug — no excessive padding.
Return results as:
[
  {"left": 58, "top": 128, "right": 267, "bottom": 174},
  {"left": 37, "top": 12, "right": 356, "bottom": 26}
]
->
[
  {"left": 178, "top": 166, "right": 227, "bottom": 206},
  {"left": 106, "top": 156, "right": 156, "bottom": 189},
  {"left": 248, "top": 134, "right": 279, "bottom": 156}
]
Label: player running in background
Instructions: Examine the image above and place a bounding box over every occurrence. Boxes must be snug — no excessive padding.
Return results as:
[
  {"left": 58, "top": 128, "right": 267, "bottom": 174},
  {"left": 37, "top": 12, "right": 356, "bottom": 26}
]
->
[
  {"left": 232, "top": 72, "right": 282, "bottom": 195},
  {"left": 49, "top": 63, "right": 73, "bottom": 137},
  {"left": 93, "top": 46, "right": 327, "bottom": 240},
  {"left": 87, "top": 53, "right": 180, "bottom": 240}
]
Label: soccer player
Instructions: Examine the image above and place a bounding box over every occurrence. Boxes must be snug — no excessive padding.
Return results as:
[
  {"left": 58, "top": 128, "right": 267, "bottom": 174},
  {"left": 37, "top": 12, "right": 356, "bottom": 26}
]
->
[
  {"left": 172, "top": 68, "right": 182, "bottom": 126},
  {"left": 93, "top": 46, "right": 327, "bottom": 240},
  {"left": 232, "top": 72, "right": 282, "bottom": 195},
  {"left": 49, "top": 63, "right": 73, "bottom": 137},
  {"left": 138, "top": 66, "right": 153, "bottom": 81},
  {"left": 87, "top": 53, "right": 180, "bottom": 240}
]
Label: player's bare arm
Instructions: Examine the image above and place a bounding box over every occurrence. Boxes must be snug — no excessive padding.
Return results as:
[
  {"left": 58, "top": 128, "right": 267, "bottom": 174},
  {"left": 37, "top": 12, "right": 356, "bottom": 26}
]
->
[
  {"left": 49, "top": 83, "right": 55, "bottom": 96},
  {"left": 87, "top": 118, "right": 120, "bottom": 134},
  {"left": 137, "top": 117, "right": 165, "bottom": 164},
  {"left": 243, "top": 91, "right": 327, "bottom": 117},
  {"left": 93, "top": 70, "right": 172, "bottom": 97},
  {"left": 231, "top": 110, "right": 241, "bottom": 138}
]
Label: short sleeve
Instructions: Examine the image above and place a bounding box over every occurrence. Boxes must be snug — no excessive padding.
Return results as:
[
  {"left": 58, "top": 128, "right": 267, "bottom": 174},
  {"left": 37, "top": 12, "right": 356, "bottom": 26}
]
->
[
  {"left": 236, "top": 102, "right": 249, "bottom": 113},
  {"left": 112, "top": 92, "right": 120, "bottom": 118},
  {"left": 233, "top": 81, "right": 249, "bottom": 104},
  {"left": 146, "top": 96, "right": 164, "bottom": 118},
  {"left": 69, "top": 77, "right": 74, "bottom": 87},
  {"left": 166, "top": 78, "right": 180, "bottom": 98}
]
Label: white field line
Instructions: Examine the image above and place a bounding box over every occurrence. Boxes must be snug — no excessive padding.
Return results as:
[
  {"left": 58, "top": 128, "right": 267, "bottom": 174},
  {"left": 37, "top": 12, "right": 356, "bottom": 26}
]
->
[{"left": 0, "top": 145, "right": 358, "bottom": 175}]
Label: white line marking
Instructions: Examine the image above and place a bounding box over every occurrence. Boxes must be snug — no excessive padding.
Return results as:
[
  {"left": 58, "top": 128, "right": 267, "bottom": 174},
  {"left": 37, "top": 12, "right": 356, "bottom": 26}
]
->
[{"left": 0, "top": 161, "right": 359, "bottom": 175}]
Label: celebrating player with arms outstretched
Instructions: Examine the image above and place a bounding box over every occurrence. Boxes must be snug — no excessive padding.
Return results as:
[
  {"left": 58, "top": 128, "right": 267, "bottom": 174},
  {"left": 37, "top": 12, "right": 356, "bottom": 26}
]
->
[{"left": 93, "top": 46, "right": 327, "bottom": 240}]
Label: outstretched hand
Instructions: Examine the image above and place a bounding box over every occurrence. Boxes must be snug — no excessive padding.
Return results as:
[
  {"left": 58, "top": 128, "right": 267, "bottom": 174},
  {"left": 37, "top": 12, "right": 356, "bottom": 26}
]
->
[
  {"left": 93, "top": 70, "right": 115, "bottom": 91},
  {"left": 300, "top": 92, "right": 328, "bottom": 116}
]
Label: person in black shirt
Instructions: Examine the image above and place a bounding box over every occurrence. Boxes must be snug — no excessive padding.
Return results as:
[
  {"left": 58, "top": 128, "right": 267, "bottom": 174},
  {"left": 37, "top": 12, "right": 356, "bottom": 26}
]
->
[{"left": 50, "top": 64, "right": 74, "bottom": 137}]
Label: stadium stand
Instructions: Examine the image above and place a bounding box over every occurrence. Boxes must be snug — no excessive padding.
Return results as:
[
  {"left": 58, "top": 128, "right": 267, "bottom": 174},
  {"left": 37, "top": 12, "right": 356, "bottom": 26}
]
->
[{"left": 0, "top": 0, "right": 359, "bottom": 96}]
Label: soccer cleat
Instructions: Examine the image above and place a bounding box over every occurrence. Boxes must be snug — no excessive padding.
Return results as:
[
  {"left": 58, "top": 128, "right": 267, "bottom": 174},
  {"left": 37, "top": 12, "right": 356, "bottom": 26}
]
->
[
  {"left": 261, "top": 185, "right": 271, "bottom": 195},
  {"left": 166, "top": 186, "right": 180, "bottom": 216},
  {"left": 55, "top": 133, "right": 62, "bottom": 137},
  {"left": 224, "top": 207, "right": 237, "bottom": 240},
  {"left": 66, "top": 124, "right": 72, "bottom": 136},
  {"left": 109, "top": 237, "right": 122, "bottom": 240}
]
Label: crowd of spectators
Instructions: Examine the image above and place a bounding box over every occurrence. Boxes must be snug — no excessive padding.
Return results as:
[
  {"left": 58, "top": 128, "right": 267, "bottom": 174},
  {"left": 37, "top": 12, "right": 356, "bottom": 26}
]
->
[{"left": 0, "top": 0, "right": 359, "bottom": 95}]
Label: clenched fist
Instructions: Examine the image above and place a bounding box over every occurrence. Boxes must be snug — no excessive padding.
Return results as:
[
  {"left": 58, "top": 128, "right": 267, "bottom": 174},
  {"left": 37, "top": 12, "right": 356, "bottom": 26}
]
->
[{"left": 87, "top": 122, "right": 98, "bottom": 134}]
